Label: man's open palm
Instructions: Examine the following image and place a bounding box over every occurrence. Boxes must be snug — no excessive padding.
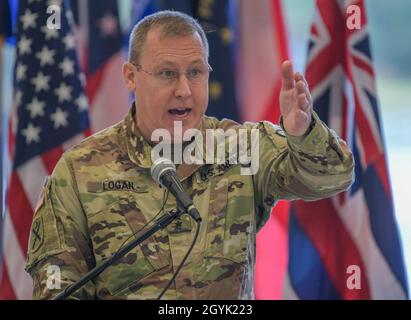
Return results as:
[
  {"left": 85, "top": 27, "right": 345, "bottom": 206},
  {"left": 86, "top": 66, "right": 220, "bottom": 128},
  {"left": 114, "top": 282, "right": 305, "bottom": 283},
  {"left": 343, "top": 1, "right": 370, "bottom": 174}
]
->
[{"left": 280, "top": 60, "right": 313, "bottom": 136}]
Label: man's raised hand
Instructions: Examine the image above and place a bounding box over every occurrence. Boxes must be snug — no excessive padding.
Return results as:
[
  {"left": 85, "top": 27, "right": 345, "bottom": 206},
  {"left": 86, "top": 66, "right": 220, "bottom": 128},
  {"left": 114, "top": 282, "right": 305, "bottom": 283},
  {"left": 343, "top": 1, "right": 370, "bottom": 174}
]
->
[{"left": 280, "top": 60, "right": 313, "bottom": 137}]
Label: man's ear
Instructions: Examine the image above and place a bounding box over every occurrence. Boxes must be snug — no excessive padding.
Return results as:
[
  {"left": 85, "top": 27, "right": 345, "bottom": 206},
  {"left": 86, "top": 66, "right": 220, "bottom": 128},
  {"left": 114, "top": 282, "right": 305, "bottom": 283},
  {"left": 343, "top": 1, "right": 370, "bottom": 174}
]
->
[{"left": 122, "top": 62, "right": 136, "bottom": 91}]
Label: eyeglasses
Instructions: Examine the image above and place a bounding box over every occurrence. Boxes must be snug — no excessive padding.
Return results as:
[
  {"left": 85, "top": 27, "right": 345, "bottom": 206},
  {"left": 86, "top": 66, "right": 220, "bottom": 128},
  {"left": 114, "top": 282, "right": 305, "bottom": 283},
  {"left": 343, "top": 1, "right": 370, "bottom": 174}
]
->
[{"left": 131, "top": 62, "right": 213, "bottom": 86}]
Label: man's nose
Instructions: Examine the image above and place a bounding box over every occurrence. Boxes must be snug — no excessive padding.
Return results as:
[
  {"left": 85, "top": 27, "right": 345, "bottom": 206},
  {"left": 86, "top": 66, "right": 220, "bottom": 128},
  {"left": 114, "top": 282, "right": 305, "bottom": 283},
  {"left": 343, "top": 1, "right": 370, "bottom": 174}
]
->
[{"left": 174, "top": 74, "right": 192, "bottom": 98}]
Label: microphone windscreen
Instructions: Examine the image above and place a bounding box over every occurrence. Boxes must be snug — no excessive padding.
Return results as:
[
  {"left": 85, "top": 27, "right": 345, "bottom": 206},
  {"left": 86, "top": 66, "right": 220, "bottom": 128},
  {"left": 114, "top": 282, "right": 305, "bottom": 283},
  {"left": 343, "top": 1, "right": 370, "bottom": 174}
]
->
[{"left": 150, "top": 157, "right": 176, "bottom": 184}]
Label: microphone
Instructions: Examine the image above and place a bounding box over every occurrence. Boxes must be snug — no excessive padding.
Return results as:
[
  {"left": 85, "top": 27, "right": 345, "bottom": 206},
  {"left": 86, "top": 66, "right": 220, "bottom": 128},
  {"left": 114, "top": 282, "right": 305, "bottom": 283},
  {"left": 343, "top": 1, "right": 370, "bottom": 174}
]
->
[{"left": 151, "top": 158, "right": 202, "bottom": 223}]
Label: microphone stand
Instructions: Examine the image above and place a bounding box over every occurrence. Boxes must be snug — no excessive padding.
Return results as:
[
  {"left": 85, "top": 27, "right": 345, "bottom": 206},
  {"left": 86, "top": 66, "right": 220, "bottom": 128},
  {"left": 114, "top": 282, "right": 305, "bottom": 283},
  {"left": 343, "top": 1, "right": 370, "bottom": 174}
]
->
[{"left": 52, "top": 208, "right": 187, "bottom": 300}]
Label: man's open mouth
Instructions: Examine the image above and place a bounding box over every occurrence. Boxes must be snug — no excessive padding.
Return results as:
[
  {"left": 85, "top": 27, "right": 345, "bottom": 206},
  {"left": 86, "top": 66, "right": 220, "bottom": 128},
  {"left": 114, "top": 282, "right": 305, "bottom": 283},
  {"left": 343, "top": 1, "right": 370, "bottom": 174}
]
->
[{"left": 168, "top": 108, "right": 192, "bottom": 118}]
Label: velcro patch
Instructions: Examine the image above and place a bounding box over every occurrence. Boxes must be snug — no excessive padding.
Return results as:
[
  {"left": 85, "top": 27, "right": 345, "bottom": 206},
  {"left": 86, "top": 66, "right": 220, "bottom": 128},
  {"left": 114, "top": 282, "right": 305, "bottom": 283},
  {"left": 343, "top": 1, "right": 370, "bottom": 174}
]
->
[{"left": 87, "top": 180, "right": 148, "bottom": 193}]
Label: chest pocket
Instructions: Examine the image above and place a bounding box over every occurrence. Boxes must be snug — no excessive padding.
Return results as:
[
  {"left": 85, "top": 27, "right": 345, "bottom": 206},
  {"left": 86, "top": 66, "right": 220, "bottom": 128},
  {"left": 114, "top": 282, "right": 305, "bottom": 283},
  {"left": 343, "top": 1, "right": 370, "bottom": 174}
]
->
[
  {"left": 87, "top": 193, "right": 170, "bottom": 296},
  {"left": 203, "top": 168, "right": 251, "bottom": 265}
]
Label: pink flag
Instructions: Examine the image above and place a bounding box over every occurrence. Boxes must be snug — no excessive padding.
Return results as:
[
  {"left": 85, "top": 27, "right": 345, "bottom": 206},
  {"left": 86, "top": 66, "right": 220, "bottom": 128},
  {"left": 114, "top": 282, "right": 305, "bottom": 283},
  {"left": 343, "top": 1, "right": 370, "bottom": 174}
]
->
[{"left": 235, "top": 0, "right": 290, "bottom": 299}]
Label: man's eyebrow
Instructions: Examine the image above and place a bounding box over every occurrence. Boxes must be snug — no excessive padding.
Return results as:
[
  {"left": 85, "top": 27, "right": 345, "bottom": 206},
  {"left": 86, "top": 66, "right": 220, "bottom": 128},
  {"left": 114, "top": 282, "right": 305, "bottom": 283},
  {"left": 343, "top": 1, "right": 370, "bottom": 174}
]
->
[
  {"left": 155, "top": 59, "right": 206, "bottom": 68},
  {"left": 155, "top": 61, "right": 177, "bottom": 68},
  {"left": 189, "top": 59, "right": 205, "bottom": 65}
]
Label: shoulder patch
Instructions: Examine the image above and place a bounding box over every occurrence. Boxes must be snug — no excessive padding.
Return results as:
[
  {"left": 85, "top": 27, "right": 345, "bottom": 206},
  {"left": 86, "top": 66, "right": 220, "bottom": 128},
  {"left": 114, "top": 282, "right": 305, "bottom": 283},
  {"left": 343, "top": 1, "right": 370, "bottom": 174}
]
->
[{"left": 29, "top": 216, "right": 44, "bottom": 253}]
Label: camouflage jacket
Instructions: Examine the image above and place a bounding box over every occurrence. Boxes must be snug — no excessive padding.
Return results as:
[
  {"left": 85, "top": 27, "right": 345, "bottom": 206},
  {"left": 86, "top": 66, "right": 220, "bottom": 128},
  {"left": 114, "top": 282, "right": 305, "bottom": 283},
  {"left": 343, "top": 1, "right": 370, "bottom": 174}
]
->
[{"left": 25, "top": 105, "right": 354, "bottom": 299}]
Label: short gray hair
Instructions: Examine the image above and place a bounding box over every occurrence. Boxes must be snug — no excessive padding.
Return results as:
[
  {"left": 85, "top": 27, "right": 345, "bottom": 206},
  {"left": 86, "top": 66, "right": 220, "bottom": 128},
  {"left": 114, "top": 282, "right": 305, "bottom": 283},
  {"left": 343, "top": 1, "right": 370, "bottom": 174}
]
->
[{"left": 128, "top": 10, "right": 209, "bottom": 64}]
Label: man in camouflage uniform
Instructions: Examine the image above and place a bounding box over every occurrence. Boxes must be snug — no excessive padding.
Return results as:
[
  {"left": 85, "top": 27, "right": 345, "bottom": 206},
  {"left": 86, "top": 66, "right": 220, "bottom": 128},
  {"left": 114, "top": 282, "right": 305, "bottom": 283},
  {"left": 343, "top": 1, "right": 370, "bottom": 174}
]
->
[{"left": 25, "top": 11, "right": 354, "bottom": 299}]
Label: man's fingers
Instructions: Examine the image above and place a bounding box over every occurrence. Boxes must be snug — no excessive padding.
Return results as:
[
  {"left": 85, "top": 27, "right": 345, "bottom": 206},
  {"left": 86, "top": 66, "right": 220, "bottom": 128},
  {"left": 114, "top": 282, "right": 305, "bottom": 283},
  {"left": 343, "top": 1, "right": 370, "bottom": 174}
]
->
[
  {"left": 304, "top": 83, "right": 313, "bottom": 106},
  {"left": 294, "top": 72, "right": 304, "bottom": 82},
  {"left": 295, "top": 74, "right": 313, "bottom": 107},
  {"left": 303, "top": 77, "right": 309, "bottom": 89},
  {"left": 296, "top": 80, "right": 305, "bottom": 95},
  {"left": 298, "top": 93, "right": 310, "bottom": 112},
  {"left": 295, "top": 73, "right": 310, "bottom": 89},
  {"left": 282, "top": 60, "right": 295, "bottom": 90}
]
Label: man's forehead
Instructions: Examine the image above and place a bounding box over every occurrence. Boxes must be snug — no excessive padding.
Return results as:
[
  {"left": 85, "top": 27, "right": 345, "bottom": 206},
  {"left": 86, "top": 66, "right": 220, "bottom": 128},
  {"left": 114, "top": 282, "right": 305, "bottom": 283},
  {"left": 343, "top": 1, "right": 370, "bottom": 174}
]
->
[{"left": 142, "top": 28, "right": 206, "bottom": 64}]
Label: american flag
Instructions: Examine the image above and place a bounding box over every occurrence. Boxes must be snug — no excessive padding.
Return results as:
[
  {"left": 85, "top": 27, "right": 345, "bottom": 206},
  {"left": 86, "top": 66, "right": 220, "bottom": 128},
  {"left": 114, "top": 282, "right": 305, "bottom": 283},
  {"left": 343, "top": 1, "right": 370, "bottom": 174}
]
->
[
  {"left": 0, "top": 0, "right": 90, "bottom": 299},
  {"left": 283, "top": 0, "right": 408, "bottom": 299},
  {"left": 71, "top": 0, "right": 129, "bottom": 133}
]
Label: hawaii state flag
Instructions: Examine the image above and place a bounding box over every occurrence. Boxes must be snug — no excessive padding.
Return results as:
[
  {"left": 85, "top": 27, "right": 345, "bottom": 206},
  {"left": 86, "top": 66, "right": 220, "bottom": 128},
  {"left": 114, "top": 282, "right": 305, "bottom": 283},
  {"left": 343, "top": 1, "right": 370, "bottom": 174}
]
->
[{"left": 283, "top": 0, "right": 408, "bottom": 299}]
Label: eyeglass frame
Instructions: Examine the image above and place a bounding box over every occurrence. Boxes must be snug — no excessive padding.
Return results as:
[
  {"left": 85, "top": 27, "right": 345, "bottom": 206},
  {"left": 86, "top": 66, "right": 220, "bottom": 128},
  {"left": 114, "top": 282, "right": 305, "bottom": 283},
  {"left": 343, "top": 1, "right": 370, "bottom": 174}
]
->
[{"left": 130, "top": 61, "right": 213, "bottom": 85}]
